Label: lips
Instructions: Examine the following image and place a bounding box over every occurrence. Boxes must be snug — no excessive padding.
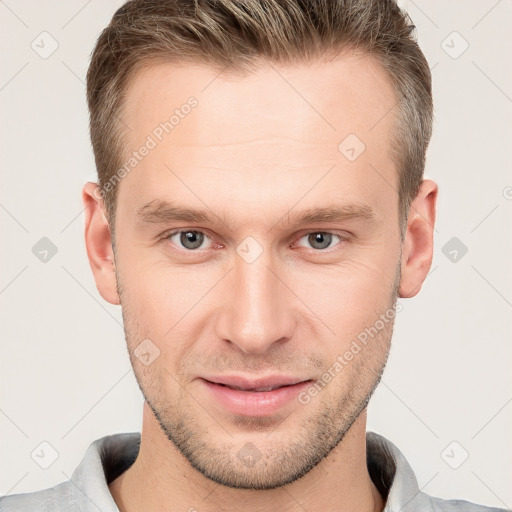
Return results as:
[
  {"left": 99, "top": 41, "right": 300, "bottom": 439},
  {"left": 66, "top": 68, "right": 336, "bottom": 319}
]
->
[
  {"left": 214, "top": 383, "right": 290, "bottom": 392},
  {"left": 201, "top": 374, "right": 308, "bottom": 392},
  {"left": 199, "top": 376, "right": 313, "bottom": 416}
]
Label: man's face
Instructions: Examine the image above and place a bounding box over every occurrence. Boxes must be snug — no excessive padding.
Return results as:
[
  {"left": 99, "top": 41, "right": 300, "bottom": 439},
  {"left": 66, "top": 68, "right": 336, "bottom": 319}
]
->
[{"left": 113, "top": 54, "right": 402, "bottom": 489}]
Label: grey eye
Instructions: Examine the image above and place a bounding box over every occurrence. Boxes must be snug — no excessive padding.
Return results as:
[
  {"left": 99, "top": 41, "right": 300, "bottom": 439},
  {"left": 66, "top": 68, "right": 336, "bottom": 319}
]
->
[
  {"left": 170, "top": 230, "right": 208, "bottom": 250},
  {"left": 299, "top": 232, "right": 340, "bottom": 250}
]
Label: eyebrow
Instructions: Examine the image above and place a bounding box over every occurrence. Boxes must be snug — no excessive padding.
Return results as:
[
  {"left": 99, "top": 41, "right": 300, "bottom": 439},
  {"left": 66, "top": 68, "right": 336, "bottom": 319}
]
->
[{"left": 136, "top": 200, "right": 376, "bottom": 229}]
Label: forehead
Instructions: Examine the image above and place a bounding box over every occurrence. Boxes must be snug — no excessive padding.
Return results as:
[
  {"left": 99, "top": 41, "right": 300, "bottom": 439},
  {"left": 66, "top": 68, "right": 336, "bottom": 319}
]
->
[
  {"left": 116, "top": 54, "right": 398, "bottom": 226},
  {"left": 122, "top": 53, "right": 396, "bottom": 146}
]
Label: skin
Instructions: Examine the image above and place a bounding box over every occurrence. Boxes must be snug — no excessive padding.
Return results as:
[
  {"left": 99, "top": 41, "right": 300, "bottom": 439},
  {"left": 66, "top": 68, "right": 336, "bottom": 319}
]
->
[{"left": 83, "top": 52, "right": 437, "bottom": 512}]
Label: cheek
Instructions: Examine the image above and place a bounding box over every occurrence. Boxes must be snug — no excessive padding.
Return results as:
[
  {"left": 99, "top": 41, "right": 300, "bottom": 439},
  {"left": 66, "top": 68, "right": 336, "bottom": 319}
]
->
[
  {"left": 289, "top": 255, "right": 398, "bottom": 333},
  {"left": 119, "top": 268, "right": 198, "bottom": 386},
  {"left": 120, "top": 259, "right": 202, "bottom": 320},
  {"left": 118, "top": 259, "right": 224, "bottom": 372}
]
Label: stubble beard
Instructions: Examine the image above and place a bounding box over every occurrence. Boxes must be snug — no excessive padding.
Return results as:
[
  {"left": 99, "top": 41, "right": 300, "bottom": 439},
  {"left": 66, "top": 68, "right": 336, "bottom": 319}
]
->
[{"left": 116, "top": 263, "right": 400, "bottom": 490}]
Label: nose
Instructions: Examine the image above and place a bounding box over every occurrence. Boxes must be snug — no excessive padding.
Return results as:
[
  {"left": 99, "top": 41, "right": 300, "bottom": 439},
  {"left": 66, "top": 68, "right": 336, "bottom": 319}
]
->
[{"left": 214, "top": 247, "right": 296, "bottom": 355}]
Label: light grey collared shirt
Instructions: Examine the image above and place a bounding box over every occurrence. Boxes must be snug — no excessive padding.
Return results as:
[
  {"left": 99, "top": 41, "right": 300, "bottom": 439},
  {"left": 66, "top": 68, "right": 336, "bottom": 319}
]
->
[{"left": 0, "top": 431, "right": 508, "bottom": 511}]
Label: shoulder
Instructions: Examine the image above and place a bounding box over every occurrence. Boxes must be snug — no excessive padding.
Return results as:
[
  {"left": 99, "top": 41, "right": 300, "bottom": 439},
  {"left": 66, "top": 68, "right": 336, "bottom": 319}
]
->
[
  {"left": 427, "top": 495, "right": 510, "bottom": 512},
  {"left": 0, "top": 481, "right": 78, "bottom": 511},
  {"left": 365, "top": 431, "right": 509, "bottom": 512}
]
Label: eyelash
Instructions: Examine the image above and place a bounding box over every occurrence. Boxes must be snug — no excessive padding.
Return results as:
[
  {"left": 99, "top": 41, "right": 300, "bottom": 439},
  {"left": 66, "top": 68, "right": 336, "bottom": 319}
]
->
[{"left": 162, "top": 229, "right": 347, "bottom": 253}]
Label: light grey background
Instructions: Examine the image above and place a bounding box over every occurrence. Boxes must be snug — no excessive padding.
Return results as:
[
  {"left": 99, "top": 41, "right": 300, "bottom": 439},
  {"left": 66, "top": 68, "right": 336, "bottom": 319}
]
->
[{"left": 1, "top": 0, "right": 511, "bottom": 508}]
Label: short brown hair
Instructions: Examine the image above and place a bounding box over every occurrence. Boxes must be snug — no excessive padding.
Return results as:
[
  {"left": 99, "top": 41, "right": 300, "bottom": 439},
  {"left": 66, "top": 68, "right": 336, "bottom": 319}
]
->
[{"left": 86, "top": 0, "right": 433, "bottom": 236}]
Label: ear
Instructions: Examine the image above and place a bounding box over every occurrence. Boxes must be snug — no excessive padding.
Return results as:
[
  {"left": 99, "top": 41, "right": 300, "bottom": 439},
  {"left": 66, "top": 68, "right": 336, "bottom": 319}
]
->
[
  {"left": 399, "top": 179, "right": 438, "bottom": 298},
  {"left": 82, "top": 182, "right": 120, "bottom": 305}
]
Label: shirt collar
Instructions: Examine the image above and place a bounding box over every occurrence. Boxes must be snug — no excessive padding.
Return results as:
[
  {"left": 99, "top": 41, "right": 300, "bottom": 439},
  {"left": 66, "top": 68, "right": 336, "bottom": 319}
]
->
[
  {"left": 367, "top": 431, "right": 433, "bottom": 512},
  {"left": 70, "top": 430, "right": 431, "bottom": 511}
]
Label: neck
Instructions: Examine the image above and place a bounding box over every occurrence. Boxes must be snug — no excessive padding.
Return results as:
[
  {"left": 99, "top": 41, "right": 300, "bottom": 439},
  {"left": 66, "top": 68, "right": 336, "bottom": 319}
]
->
[{"left": 109, "top": 403, "right": 384, "bottom": 512}]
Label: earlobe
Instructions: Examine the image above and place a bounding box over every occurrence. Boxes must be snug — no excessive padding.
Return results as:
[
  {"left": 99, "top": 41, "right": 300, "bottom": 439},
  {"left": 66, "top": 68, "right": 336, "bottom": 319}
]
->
[
  {"left": 82, "top": 182, "right": 120, "bottom": 305},
  {"left": 399, "top": 179, "right": 438, "bottom": 298}
]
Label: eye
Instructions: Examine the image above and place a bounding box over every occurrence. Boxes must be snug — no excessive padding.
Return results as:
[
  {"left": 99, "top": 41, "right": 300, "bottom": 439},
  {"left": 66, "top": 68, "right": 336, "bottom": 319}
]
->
[
  {"left": 297, "top": 232, "right": 343, "bottom": 251},
  {"left": 165, "top": 230, "right": 212, "bottom": 250},
  {"left": 162, "top": 229, "right": 345, "bottom": 253}
]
